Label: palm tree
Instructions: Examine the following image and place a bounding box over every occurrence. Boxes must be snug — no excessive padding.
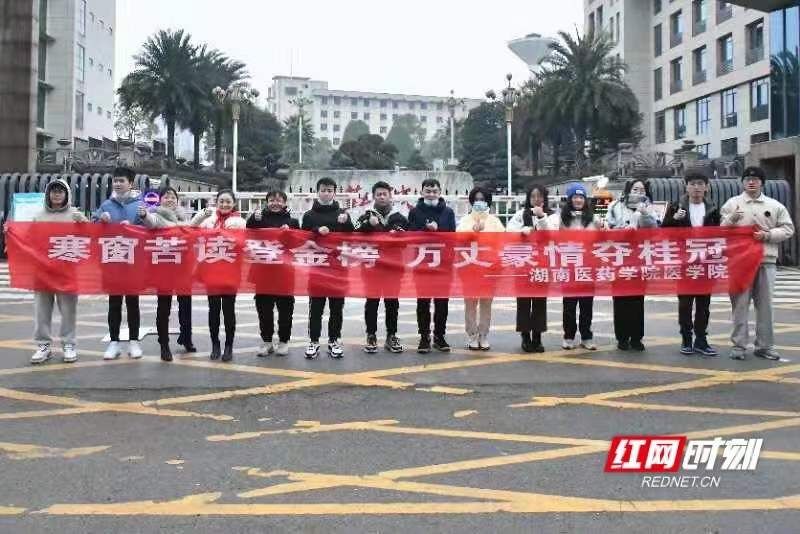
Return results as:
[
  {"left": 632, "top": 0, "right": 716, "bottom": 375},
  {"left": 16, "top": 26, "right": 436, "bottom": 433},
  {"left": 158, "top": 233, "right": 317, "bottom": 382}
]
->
[
  {"left": 117, "top": 29, "right": 203, "bottom": 167},
  {"left": 537, "top": 30, "right": 639, "bottom": 168}
]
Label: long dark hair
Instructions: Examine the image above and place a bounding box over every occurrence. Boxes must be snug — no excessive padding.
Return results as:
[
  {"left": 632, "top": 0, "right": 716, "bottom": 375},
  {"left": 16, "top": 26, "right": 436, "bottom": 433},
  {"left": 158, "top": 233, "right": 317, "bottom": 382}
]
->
[
  {"left": 622, "top": 179, "right": 652, "bottom": 202},
  {"left": 524, "top": 184, "right": 551, "bottom": 214},
  {"left": 560, "top": 196, "right": 594, "bottom": 228}
]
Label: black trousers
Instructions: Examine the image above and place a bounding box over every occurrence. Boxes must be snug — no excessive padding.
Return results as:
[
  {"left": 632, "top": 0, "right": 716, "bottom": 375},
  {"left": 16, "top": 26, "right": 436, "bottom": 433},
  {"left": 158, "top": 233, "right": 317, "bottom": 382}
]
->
[
  {"left": 516, "top": 298, "right": 547, "bottom": 334},
  {"left": 309, "top": 297, "right": 344, "bottom": 342},
  {"left": 416, "top": 298, "right": 448, "bottom": 338},
  {"left": 255, "top": 294, "right": 295, "bottom": 343},
  {"left": 678, "top": 294, "right": 711, "bottom": 339},
  {"left": 613, "top": 295, "right": 645, "bottom": 343},
  {"left": 365, "top": 298, "right": 399, "bottom": 336},
  {"left": 208, "top": 295, "right": 236, "bottom": 345},
  {"left": 563, "top": 297, "right": 594, "bottom": 340},
  {"left": 108, "top": 295, "right": 140, "bottom": 342},
  {"left": 156, "top": 295, "right": 192, "bottom": 345}
]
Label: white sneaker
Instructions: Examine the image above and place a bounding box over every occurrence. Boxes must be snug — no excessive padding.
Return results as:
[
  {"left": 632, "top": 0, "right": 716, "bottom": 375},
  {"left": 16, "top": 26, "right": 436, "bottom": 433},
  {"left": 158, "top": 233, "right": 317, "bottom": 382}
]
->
[
  {"left": 257, "top": 342, "right": 274, "bottom": 357},
  {"left": 328, "top": 340, "right": 344, "bottom": 359},
  {"left": 580, "top": 340, "right": 597, "bottom": 351},
  {"left": 305, "top": 341, "right": 320, "bottom": 359},
  {"left": 275, "top": 342, "right": 289, "bottom": 357},
  {"left": 62, "top": 344, "right": 78, "bottom": 363},
  {"left": 30, "top": 344, "right": 51, "bottom": 365},
  {"left": 103, "top": 341, "right": 122, "bottom": 360},
  {"left": 562, "top": 338, "right": 576, "bottom": 350},
  {"left": 467, "top": 336, "right": 481, "bottom": 350},
  {"left": 128, "top": 341, "right": 143, "bottom": 360},
  {"left": 479, "top": 335, "right": 491, "bottom": 351}
]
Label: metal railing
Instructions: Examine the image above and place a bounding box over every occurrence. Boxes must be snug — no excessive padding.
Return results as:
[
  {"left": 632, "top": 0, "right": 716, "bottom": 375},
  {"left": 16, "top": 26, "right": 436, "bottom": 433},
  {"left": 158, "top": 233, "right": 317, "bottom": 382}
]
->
[
  {"left": 746, "top": 46, "right": 764, "bottom": 65},
  {"left": 670, "top": 32, "right": 683, "bottom": 48},
  {"left": 717, "top": 4, "right": 733, "bottom": 24},
  {"left": 722, "top": 113, "right": 738, "bottom": 128},
  {"left": 670, "top": 79, "right": 683, "bottom": 94},
  {"left": 693, "top": 69, "right": 707, "bottom": 85},
  {"left": 717, "top": 60, "right": 734, "bottom": 76},
  {"left": 693, "top": 20, "right": 706, "bottom": 36},
  {"left": 751, "top": 105, "right": 769, "bottom": 122}
]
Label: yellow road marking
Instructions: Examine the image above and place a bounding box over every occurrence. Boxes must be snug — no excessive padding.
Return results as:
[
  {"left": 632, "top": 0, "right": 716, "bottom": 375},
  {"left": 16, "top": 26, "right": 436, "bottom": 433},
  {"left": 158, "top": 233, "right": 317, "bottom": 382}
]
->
[{"left": 0, "top": 441, "right": 109, "bottom": 460}]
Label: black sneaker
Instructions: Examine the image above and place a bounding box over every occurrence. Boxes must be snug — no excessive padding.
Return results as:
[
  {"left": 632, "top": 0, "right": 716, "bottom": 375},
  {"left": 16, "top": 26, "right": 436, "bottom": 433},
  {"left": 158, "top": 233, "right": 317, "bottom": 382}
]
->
[
  {"left": 160, "top": 344, "right": 173, "bottom": 362},
  {"left": 417, "top": 336, "right": 432, "bottom": 354},
  {"left": 694, "top": 339, "right": 718, "bottom": 357},
  {"left": 385, "top": 335, "right": 404, "bottom": 354},
  {"left": 680, "top": 335, "right": 694, "bottom": 356},
  {"left": 617, "top": 340, "right": 630, "bottom": 351},
  {"left": 364, "top": 334, "right": 378, "bottom": 354},
  {"left": 630, "top": 340, "right": 646, "bottom": 352},
  {"left": 433, "top": 336, "right": 451, "bottom": 352},
  {"left": 531, "top": 333, "right": 545, "bottom": 353},
  {"left": 521, "top": 333, "right": 533, "bottom": 353},
  {"left": 210, "top": 340, "right": 222, "bottom": 360}
]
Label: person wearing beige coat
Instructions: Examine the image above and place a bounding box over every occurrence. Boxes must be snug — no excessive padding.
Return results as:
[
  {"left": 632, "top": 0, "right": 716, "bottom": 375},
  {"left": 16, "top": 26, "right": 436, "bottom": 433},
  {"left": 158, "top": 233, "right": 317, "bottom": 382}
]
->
[
  {"left": 721, "top": 167, "right": 795, "bottom": 361},
  {"left": 456, "top": 187, "right": 505, "bottom": 350}
]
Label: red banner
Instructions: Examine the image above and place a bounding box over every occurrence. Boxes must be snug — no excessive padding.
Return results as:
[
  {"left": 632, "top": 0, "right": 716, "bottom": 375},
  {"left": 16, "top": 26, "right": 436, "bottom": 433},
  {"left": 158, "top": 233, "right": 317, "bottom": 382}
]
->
[{"left": 6, "top": 222, "right": 763, "bottom": 298}]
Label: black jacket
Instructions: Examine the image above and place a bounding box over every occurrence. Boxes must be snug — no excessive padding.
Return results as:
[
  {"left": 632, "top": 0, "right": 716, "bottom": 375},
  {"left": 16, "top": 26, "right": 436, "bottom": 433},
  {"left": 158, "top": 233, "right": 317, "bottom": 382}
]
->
[
  {"left": 301, "top": 200, "right": 354, "bottom": 233},
  {"left": 662, "top": 197, "right": 721, "bottom": 228},
  {"left": 356, "top": 206, "right": 409, "bottom": 233},
  {"left": 246, "top": 209, "right": 300, "bottom": 230},
  {"left": 407, "top": 198, "right": 456, "bottom": 232}
]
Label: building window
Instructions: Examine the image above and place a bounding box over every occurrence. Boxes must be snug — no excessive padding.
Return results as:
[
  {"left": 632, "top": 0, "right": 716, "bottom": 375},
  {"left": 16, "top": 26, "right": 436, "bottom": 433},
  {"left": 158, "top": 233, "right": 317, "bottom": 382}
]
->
[
  {"left": 696, "top": 143, "right": 710, "bottom": 158},
  {"left": 333, "top": 97, "right": 341, "bottom": 105},
  {"left": 97, "top": 106, "right": 102, "bottom": 115},
  {"left": 721, "top": 137, "right": 738, "bottom": 156},
  {"left": 409, "top": 102, "right": 416, "bottom": 110},
  {"left": 351, "top": 112, "right": 358, "bottom": 120},
  {"left": 718, "top": 34, "right": 734, "bottom": 75},
  {"left": 321, "top": 110, "right": 328, "bottom": 118},
  {"left": 588, "top": 12, "right": 596, "bottom": 35},
  {"left": 106, "top": 111, "right": 111, "bottom": 119},
  {"left": 746, "top": 19, "right": 765, "bottom": 65},
  {"left": 693, "top": 46, "right": 707, "bottom": 85},
  {"left": 670, "top": 10, "right": 683, "bottom": 48},
  {"left": 392, "top": 114, "right": 399, "bottom": 121},
  {"left": 670, "top": 57, "right": 683, "bottom": 94},
  {"left": 674, "top": 106, "right": 687, "bottom": 139},
  {"left": 321, "top": 96, "right": 328, "bottom": 105},
  {"left": 437, "top": 102, "right": 444, "bottom": 111},
  {"left": 380, "top": 126, "right": 387, "bottom": 134},
  {"left": 333, "top": 137, "right": 341, "bottom": 145},
  {"left": 654, "top": 24, "right": 662, "bottom": 57},
  {"left": 421, "top": 102, "right": 428, "bottom": 110},
  {"left": 75, "top": 91, "right": 84, "bottom": 130},
  {"left": 751, "top": 132, "right": 769, "bottom": 144},
  {"left": 655, "top": 111, "right": 666, "bottom": 144},
  {"left": 380, "top": 100, "right": 388, "bottom": 108},
  {"left": 751, "top": 77, "right": 769, "bottom": 122},
  {"left": 351, "top": 98, "right": 358, "bottom": 106},
  {"left": 87, "top": 102, "right": 92, "bottom": 112},
  {"left": 654, "top": 0, "right": 661, "bottom": 15},
  {"left": 654, "top": 68, "right": 663, "bottom": 101},
  {"left": 420, "top": 116, "right": 427, "bottom": 123},
  {"left": 717, "top": 0, "right": 733, "bottom": 24},
  {"left": 722, "top": 88, "right": 737, "bottom": 128},
  {"left": 333, "top": 111, "right": 340, "bottom": 119},
  {"left": 696, "top": 96, "right": 711, "bottom": 134},
  {"left": 616, "top": 13, "right": 621, "bottom": 44},
  {"left": 363, "top": 99, "right": 370, "bottom": 107},
  {"left": 78, "top": 0, "right": 86, "bottom": 35},
  {"left": 285, "top": 87, "right": 297, "bottom": 96},
  {"left": 380, "top": 113, "right": 387, "bottom": 121},
  {"left": 333, "top": 124, "right": 340, "bottom": 132},
  {"left": 692, "top": 0, "right": 707, "bottom": 36},
  {"left": 37, "top": 89, "right": 46, "bottom": 129},
  {"left": 75, "top": 44, "right": 85, "bottom": 82},
  {"left": 392, "top": 101, "right": 399, "bottom": 109},
  {"left": 363, "top": 113, "right": 370, "bottom": 120},
  {"left": 320, "top": 124, "right": 328, "bottom": 131}
]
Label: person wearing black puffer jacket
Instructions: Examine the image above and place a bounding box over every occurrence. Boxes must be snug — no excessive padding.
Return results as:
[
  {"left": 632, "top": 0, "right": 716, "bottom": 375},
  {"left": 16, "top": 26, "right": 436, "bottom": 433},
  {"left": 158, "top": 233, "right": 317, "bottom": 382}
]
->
[
  {"left": 301, "top": 177, "right": 355, "bottom": 360},
  {"left": 407, "top": 178, "right": 456, "bottom": 354},
  {"left": 247, "top": 190, "right": 300, "bottom": 358}
]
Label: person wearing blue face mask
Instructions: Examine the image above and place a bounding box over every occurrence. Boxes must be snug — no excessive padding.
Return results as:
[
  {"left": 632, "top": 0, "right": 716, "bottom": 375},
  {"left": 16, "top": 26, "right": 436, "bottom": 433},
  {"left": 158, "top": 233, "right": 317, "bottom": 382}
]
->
[
  {"left": 457, "top": 187, "right": 505, "bottom": 350},
  {"left": 408, "top": 178, "right": 457, "bottom": 354}
]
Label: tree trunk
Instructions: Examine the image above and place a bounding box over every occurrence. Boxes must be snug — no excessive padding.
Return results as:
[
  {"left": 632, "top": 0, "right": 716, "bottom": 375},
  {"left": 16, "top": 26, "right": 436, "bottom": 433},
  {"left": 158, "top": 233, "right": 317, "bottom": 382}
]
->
[
  {"left": 552, "top": 142, "right": 561, "bottom": 177},
  {"left": 166, "top": 118, "right": 175, "bottom": 168},
  {"left": 193, "top": 131, "right": 201, "bottom": 169}
]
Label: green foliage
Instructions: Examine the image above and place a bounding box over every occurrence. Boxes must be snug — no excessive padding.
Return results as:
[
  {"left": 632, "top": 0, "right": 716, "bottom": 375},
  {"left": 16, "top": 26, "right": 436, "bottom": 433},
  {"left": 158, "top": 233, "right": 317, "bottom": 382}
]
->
[
  {"left": 281, "top": 113, "right": 315, "bottom": 165},
  {"left": 458, "top": 102, "right": 514, "bottom": 190},
  {"left": 405, "top": 150, "right": 430, "bottom": 170},
  {"left": 422, "top": 121, "right": 463, "bottom": 164},
  {"left": 385, "top": 115, "right": 419, "bottom": 166},
  {"left": 306, "top": 137, "right": 334, "bottom": 169},
  {"left": 342, "top": 120, "right": 370, "bottom": 143},
  {"left": 330, "top": 134, "right": 397, "bottom": 170}
]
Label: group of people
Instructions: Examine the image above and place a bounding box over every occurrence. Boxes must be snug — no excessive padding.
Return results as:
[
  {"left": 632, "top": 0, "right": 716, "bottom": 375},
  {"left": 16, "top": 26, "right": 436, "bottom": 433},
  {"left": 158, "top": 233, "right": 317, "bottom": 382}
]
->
[{"left": 27, "top": 166, "right": 794, "bottom": 367}]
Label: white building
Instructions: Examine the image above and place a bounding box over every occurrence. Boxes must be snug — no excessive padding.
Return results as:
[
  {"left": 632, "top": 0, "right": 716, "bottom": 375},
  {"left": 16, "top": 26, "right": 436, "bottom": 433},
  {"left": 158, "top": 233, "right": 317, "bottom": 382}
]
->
[
  {"left": 585, "top": 0, "right": 770, "bottom": 159},
  {"left": 266, "top": 76, "right": 482, "bottom": 148},
  {"left": 37, "top": 0, "right": 116, "bottom": 151}
]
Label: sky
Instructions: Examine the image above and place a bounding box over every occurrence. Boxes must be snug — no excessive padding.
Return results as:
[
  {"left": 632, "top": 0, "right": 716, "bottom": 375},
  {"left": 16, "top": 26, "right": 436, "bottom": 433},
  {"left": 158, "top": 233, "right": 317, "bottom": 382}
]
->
[{"left": 115, "top": 0, "right": 584, "bottom": 102}]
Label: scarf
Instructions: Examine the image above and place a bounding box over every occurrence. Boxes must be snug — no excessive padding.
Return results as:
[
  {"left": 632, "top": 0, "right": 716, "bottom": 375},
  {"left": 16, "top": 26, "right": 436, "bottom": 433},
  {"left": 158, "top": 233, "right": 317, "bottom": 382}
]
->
[{"left": 214, "top": 209, "right": 239, "bottom": 229}]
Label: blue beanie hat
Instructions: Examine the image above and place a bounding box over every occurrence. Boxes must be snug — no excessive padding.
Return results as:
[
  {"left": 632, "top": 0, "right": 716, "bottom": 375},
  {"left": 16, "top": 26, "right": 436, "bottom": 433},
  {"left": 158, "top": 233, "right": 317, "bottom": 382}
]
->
[{"left": 565, "top": 183, "right": 588, "bottom": 200}]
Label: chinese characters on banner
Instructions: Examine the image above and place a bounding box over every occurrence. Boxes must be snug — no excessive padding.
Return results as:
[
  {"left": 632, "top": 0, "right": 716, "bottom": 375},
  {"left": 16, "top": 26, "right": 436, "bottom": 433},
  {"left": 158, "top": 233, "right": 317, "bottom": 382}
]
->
[{"left": 6, "top": 223, "right": 764, "bottom": 298}]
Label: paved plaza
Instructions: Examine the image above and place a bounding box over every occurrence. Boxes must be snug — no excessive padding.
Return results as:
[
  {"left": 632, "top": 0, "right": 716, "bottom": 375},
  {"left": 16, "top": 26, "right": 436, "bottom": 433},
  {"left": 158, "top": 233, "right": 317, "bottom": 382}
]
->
[{"left": 0, "top": 265, "right": 800, "bottom": 531}]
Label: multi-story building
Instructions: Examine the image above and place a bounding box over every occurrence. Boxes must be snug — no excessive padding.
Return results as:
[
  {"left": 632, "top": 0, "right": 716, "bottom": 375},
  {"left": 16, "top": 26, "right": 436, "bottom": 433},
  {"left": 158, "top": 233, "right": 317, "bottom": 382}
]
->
[
  {"left": 266, "top": 76, "right": 482, "bottom": 148},
  {"left": 37, "top": 0, "right": 116, "bottom": 152},
  {"left": 585, "top": 0, "right": 770, "bottom": 160}
]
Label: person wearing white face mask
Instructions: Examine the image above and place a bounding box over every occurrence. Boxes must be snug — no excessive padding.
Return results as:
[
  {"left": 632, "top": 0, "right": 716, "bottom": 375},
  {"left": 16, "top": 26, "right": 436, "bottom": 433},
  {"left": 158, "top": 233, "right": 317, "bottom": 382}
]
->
[{"left": 457, "top": 187, "right": 505, "bottom": 350}]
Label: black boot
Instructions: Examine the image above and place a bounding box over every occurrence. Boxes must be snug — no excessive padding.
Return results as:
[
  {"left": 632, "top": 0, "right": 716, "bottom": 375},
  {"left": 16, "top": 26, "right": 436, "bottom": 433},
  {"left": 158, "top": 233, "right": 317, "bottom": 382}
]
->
[
  {"left": 521, "top": 332, "right": 532, "bottom": 353},
  {"left": 210, "top": 339, "right": 221, "bottom": 360},
  {"left": 160, "top": 343, "right": 173, "bottom": 362},
  {"left": 531, "top": 332, "right": 545, "bottom": 353},
  {"left": 222, "top": 343, "right": 233, "bottom": 362}
]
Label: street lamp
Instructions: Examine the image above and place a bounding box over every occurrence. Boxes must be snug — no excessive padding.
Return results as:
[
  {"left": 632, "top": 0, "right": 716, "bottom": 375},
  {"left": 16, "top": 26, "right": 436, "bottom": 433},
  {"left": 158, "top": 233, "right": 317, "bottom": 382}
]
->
[
  {"left": 213, "top": 83, "right": 259, "bottom": 194},
  {"left": 288, "top": 95, "right": 314, "bottom": 165},
  {"left": 446, "top": 89, "right": 464, "bottom": 166},
  {"left": 486, "top": 73, "right": 516, "bottom": 194}
]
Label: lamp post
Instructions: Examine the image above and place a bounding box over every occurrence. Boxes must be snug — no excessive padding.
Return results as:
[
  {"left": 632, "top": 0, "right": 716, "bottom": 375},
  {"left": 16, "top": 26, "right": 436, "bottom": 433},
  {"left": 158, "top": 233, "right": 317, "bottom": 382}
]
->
[
  {"left": 486, "top": 74, "right": 516, "bottom": 194},
  {"left": 213, "top": 83, "right": 259, "bottom": 193},
  {"left": 288, "top": 95, "right": 313, "bottom": 165},
  {"left": 446, "top": 89, "right": 464, "bottom": 166}
]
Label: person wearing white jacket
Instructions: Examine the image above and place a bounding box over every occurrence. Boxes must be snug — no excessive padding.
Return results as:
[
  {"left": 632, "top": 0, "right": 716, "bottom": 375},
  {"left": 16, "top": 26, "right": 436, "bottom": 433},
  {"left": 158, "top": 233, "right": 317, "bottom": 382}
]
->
[
  {"left": 538, "top": 183, "right": 604, "bottom": 351},
  {"left": 456, "top": 187, "right": 505, "bottom": 350},
  {"left": 190, "top": 189, "right": 246, "bottom": 362},
  {"left": 721, "top": 166, "right": 795, "bottom": 361}
]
